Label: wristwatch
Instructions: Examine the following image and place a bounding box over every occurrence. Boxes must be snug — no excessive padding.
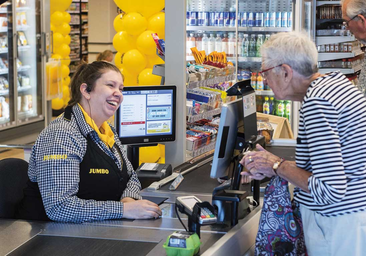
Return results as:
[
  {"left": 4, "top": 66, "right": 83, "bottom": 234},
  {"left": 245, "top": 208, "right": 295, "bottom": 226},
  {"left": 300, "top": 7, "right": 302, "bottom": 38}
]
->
[{"left": 273, "top": 158, "right": 285, "bottom": 175}]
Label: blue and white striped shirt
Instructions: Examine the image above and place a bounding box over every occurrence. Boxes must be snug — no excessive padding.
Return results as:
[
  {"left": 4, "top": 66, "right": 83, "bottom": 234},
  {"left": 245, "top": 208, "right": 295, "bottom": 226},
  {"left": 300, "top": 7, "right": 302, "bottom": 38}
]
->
[
  {"left": 294, "top": 71, "right": 366, "bottom": 216},
  {"left": 28, "top": 104, "right": 142, "bottom": 223}
]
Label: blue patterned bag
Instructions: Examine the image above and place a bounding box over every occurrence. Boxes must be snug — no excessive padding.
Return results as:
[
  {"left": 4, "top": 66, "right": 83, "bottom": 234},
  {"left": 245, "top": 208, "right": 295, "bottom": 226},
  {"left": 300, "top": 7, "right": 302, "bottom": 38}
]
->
[{"left": 255, "top": 176, "right": 307, "bottom": 256}]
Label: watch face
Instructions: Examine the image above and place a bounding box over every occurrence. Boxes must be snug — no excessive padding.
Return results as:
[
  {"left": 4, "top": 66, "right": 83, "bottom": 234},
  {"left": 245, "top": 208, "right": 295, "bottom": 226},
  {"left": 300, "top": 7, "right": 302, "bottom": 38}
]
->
[{"left": 273, "top": 162, "right": 279, "bottom": 169}]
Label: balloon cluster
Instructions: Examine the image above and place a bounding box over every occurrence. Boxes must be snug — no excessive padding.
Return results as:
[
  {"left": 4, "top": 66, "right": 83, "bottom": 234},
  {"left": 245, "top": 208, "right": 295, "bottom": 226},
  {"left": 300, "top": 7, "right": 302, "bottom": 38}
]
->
[
  {"left": 113, "top": 0, "right": 165, "bottom": 86},
  {"left": 50, "top": 0, "right": 72, "bottom": 110}
]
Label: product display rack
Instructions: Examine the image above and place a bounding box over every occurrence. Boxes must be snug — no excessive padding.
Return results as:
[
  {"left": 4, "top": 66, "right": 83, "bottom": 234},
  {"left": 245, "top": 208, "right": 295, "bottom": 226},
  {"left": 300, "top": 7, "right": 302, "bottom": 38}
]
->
[
  {"left": 67, "top": 0, "right": 88, "bottom": 76},
  {"left": 315, "top": 0, "right": 364, "bottom": 76}
]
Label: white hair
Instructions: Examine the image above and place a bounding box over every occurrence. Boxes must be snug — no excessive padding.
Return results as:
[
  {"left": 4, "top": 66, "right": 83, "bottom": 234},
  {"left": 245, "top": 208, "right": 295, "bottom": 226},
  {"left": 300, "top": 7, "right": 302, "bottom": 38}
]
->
[
  {"left": 260, "top": 31, "right": 318, "bottom": 78},
  {"left": 342, "top": 0, "right": 366, "bottom": 17}
]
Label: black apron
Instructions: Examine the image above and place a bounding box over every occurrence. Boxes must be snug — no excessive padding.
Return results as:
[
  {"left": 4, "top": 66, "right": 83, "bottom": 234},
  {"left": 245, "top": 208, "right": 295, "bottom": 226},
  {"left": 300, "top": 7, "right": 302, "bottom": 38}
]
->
[{"left": 16, "top": 106, "right": 129, "bottom": 221}]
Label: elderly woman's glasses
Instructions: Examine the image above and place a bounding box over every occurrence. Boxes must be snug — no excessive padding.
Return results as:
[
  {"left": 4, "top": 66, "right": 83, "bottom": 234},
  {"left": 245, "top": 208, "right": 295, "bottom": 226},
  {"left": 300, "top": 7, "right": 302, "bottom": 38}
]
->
[
  {"left": 344, "top": 14, "right": 359, "bottom": 27},
  {"left": 259, "top": 64, "right": 283, "bottom": 79}
]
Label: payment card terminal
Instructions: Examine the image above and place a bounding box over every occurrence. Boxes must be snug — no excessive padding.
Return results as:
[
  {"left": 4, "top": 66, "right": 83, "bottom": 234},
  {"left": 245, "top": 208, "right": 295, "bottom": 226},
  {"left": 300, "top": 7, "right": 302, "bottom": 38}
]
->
[{"left": 176, "top": 196, "right": 217, "bottom": 225}]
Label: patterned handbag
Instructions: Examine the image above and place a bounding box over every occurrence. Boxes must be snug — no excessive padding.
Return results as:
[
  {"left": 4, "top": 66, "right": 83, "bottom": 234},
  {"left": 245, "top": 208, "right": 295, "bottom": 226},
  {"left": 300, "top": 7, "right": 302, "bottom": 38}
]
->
[{"left": 254, "top": 176, "right": 307, "bottom": 256}]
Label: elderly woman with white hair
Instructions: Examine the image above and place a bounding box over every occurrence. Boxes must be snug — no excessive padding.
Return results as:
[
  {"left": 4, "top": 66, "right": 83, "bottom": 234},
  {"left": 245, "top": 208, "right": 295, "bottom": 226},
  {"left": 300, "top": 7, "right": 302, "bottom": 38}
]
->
[{"left": 241, "top": 31, "right": 366, "bottom": 255}]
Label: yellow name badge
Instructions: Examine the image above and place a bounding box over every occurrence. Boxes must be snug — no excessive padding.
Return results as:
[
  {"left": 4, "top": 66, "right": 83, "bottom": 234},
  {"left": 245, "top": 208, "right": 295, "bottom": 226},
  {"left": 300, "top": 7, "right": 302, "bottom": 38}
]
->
[
  {"left": 89, "top": 169, "right": 110, "bottom": 174},
  {"left": 43, "top": 154, "right": 68, "bottom": 161}
]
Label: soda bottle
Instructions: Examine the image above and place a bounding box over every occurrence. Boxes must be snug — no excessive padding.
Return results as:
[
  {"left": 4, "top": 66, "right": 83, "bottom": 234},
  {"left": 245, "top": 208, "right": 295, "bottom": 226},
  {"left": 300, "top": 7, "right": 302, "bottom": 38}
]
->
[
  {"left": 215, "top": 33, "right": 222, "bottom": 52},
  {"left": 269, "top": 97, "right": 275, "bottom": 115},
  {"left": 256, "top": 73, "right": 264, "bottom": 90},
  {"left": 285, "top": 100, "right": 291, "bottom": 121},
  {"left": 222, "top": 33, "right": 228, "bottom": 53},
  {"left": 208, "top": 33, "right": 215, "bottom": 54},
  {"left": 228, "top": 33, "right": 236, "bottom": 57},
  {"left": 242, "top": 34, "right": 249, "bottom": 57},
  {"left": 256, "top": 34, "right": 264, "bottom": 57},
  {"left": 202, "top": 33, "right": 209, "bottom": 54},
  {"left": 277, "top": 100, "right": 285, "bottom": 117},
  {"left": 249, "top": 34, "right": 256, "bottom": 57},
  {"left": 251, "top": 72, "right": 257, "bottom": 90},
  {"left": 256, "top": 95, "right": 263, "bottom": 112},
  {"left": 263, "top": 96, "right": 270, "bottom": 114}
]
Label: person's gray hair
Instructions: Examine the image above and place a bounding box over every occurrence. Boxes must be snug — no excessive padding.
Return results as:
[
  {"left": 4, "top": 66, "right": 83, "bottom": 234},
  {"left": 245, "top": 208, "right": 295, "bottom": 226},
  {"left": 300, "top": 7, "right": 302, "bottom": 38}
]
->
[
  {"left": 260, "top": 31, "right": 318, "bottom": 78},
  {"left": 342, "top": 0, "right": 366, "bottom": 18}
]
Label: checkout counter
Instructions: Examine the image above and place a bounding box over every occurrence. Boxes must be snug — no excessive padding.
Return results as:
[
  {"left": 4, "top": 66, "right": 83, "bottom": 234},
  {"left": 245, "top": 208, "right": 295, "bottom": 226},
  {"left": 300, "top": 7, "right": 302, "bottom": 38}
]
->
[{"left": 0, "top": 144, "right": 296, "bottom": 256}]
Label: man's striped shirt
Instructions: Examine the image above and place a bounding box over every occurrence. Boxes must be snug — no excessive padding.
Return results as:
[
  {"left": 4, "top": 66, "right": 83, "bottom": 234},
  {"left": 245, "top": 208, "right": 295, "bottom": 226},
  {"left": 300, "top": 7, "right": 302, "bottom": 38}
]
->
[{"left": 294, "top": 71, "right": 366, "bottom": 216}]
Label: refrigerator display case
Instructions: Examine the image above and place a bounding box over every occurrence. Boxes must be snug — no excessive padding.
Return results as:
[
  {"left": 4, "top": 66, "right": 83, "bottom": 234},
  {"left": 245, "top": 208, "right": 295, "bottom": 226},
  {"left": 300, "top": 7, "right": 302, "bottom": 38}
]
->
[{"left": 0, "top": 0, "right": 50, "bottom": 143}]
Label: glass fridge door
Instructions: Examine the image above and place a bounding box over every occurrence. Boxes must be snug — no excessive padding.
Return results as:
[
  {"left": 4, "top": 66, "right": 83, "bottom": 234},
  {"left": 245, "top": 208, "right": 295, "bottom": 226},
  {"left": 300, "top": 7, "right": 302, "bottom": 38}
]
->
[
  {"left": 15, "top": 0, "right": 43, "bottom": 124},
  {"left": 0, "top": 1, "right": 14, "bottom": 129}
]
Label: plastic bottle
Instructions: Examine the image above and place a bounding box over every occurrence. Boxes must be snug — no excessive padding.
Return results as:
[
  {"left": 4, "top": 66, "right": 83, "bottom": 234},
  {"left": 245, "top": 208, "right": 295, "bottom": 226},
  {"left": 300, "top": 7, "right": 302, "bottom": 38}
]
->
[
  {"left": 269, "top": 97, "right": 275, "bottom": 115},
  {"left": 256, "top": 95, "right": 263, "bottom": 112},
  {"left": 264, "top": 34, "right": 270, "bottom": 43},
  {"left": 196, "top": 33, "right": 202, "bottom": 51},
  {"left": 221, "top": 33, "right": 228, "bottom": 53},
  {"left": 263, "top": 96, "right": 270, "bottom": 114},
  {"left": 187, "top": 33, "right": 196, "bottom": 56},
  {"left": 208, "top": 33, "right": 215, "bottom": 54},
  {"left": 242, "top": 34, "right": 249, "bottom": 57},
  {"left": 285, "top": 100, "right": 291, "bottom": 121},
  {"left": 257, "top": 73, "right": 264, "bottom": 90},
  {"left": 249, "top": 34, "right": 256, "bottom": 57},
  {"left": 215, "top": 33, "right": 222, "bottom": 52},
  {"left": 202, "top": 33, "right": 209, "bottom": 54},
  {"left": 251, "top": 72, "right": 257, "bottom": 90},
  {"left": 228, "top": 33, "right": 236, "bottom": 57},
  {"left": 237, "top": 33, "right": 243, "bottom": 56},
  {"left": 277, "top": 100, "right": 285, "bottom": 117},
  {"left": 256, "top": 34, "right": 264, "bottom": 57}
]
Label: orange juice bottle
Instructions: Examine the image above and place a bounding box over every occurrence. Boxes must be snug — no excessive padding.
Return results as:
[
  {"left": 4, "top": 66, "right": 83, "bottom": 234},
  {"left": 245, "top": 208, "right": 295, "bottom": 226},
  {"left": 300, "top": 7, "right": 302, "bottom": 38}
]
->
[
  {"left": 251, "top": 72, "right": 257, "bottom": 90},
  {"left": 257, "top": 73, "right": 263, "bottom": 90}
]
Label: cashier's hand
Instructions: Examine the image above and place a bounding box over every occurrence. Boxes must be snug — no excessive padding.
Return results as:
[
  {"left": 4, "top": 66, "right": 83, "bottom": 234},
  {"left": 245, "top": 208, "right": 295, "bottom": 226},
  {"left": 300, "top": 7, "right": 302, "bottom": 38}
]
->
[
  {"left": 123, "top": 200, "right": 162, "bottom": 219},
  {"left": 239, "top": 144, "right": 280, "bottom": 180}
]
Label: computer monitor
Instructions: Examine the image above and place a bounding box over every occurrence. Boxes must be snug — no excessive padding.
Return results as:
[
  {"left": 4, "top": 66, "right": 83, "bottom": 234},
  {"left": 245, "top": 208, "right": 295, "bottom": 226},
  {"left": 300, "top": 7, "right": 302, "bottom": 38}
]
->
[
  {"left": 210, "top": 91, "right": 257, "bottom": 179},
  {"left": 115, "top": 85, "right": 176, "bottom": 145}
]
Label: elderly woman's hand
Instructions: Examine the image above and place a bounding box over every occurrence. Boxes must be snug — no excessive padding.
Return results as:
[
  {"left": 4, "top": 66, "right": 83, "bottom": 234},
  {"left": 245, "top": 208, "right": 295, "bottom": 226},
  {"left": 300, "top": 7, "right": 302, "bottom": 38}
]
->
[{"left": 239, "top": 144, "right": 281, "bottom": 180}]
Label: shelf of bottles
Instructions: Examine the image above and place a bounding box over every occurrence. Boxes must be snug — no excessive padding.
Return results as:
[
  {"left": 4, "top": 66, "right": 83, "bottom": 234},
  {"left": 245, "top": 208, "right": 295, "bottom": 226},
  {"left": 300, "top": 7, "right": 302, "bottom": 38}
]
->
[
  {"left": 316, "top": 1, "right": 364, "bottom": 76},
  {"left": 185, "top": 0, "right": 293, "bottom": 157},
  {"left": 67, "top": 0, "right": 88, "bottom": 75}
]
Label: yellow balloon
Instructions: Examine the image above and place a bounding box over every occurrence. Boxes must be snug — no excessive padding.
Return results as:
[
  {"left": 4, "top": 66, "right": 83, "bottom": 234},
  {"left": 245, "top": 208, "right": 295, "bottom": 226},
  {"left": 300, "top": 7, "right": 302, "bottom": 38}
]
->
[
  {"left": 53, "top": 32, "right": 64, "bottom": 48},
  {"left": 148, "top": 12, "right": 165, "bottom": 39},
  {"left": 52, "top": 97, "right": 64, "bottom": 110},
  {"left": 122, "top": 12, "right": 147, "bottom": 36},
  {"left": 113, "top": 31, "right": 136, "bottom": 54},
  {"left": 62, "top": 85, "right": 70, "bottom": 100},
  {"left": 64, "top": 35, "right": 71, "bottom": 45},
  {"left": 64, "top": 76, "right": 71, "bottom": 86},
  {"left": 113, "top": 14, "right": 124, "bottom": 32},
  {"left": 61, "top": 65, "right": 70, "bottom": 78},
  {"left": 136, "top": 30, "right": 157, "bottom": 56},
  {"left": 120, "top": 67, "right": 138, "bottom": 86},
  {"left": 123, "top": 49, "right": 147, "bottom": 75},
  {"left": 61, "top": 57, "right": 70, "bottom": 66},
  {"left": 146, "top": 54, "right": 164, "bottom": 69},
  {"left": 50, "top": 23, "right": 56, "bottom": 32},
  {"left": 55, "top": 23, "right": 71, "bottom": 36},
  {"left": 51, "top": 11, "right": 64, "bottom": 26},
  {"left": 50, "top": 0, "right": 72, "bottom": 13},
  {"left": 140, "top": 0, "right": 165, "bottom": 18},
  {"left": 63, "top": 12, "right": 71, "bottom": 24},
  {"left": 114, "top": 51, "right": 124, "bottom": 68},
  {"left": 113, "top": 0, "right": 143, "bottom": 13},
  {"left": 138, "top": 68, "right": 161, "bottom": 85},
  {"left": 54, "top": 44, "right": 70, "bottom": 58}
]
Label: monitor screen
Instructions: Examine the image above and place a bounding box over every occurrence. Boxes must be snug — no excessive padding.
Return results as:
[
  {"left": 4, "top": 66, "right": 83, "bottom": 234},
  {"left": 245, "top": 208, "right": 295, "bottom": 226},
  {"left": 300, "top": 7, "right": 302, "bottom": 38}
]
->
[
  {"left": 210, "top": 92, "right": 257, "bottom": 179},
  {"left": 116, "top": 85, "right": 176, "bottom": 145}
]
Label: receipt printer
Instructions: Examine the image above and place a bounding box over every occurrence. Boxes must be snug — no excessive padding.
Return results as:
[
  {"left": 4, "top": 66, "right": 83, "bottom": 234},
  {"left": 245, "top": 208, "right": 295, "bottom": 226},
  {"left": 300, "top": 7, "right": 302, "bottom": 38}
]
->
[{"left": 136, "top": 163, "right": 172, "bottom": 189}]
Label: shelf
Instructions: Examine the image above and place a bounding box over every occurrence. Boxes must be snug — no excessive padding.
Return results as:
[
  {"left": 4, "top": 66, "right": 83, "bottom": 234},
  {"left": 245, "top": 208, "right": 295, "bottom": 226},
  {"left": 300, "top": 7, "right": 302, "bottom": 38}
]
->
[
  {"left": 68, "top": 11, "right": 80, "bottom": 14},
  {"left": 16, "top": 7, "right": 31, "bottom": 12},
  {"left": 82, "top": 51, "right": 88, "bottom": 54},
  {"left": 0, "top": 117, "right": 11, "bottom": 127},
  {"left": 316, "top": 35, "right": 355, "bottom": 45},
  {"left": 18, "top": 45, "right": 31, "bottom": 51},
  {"left": 187, "top": 74, "right": 236, "bottom": 89},
  {"left": 0, "top": 48, "right": 7, "bottom": 54},
  {"left": 81, "top": 10, "right": 88, "bottom": 13},
  {"left": 0, "top": 69, "right": 8, "bottom": 75},
  {"left": 18, "top": 85, "right": 32, "bottom": 92},
  {"left": 255, "top": 90, "right": 274, "bottom": 96},
  {"left": 69, "top": 31, "right": 79, "bottom": 34},
  {"left": 17, "top": 25, "right": 30, "bottom": 31},
  {"left": 319, "top": 65, "right": 362, "bottom": 75},
  {"left": 70, "top": 46, "right": 80, "bottom": 49},
  {"left": 70, "top": 23, "right": 80, "bottom": 25},
  {"left": 187, "top": 26, "right": 291, "bottom": 33},
  {"left": 0, "top": 89, "right": 9, "bottom": 96},
  {"left": 81, "top": 34, "right": 88, "bottom": 37},
  {"left": 18, "top": 65, "right": 31, "bottom": 72},
  {"left": 187, "top": 108, "right": 221, "bottom": 123},
  {"left": 0, "top": 8, "right": 7, "bottom": 14},
  {"left": 318, "top": 49, "right": 364, "bottom": 61},
  {"left": 316, "top": 1, "right": 341, "bottom": 6},
  {"left": 238, "top": 57, "right": 262, "bottom": 62},
  {"left": 71, "top": 58, "right": 81, "bottom": 62},
  {"left": 0, "top": 28, "right": 8, "bottom": 33}
]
